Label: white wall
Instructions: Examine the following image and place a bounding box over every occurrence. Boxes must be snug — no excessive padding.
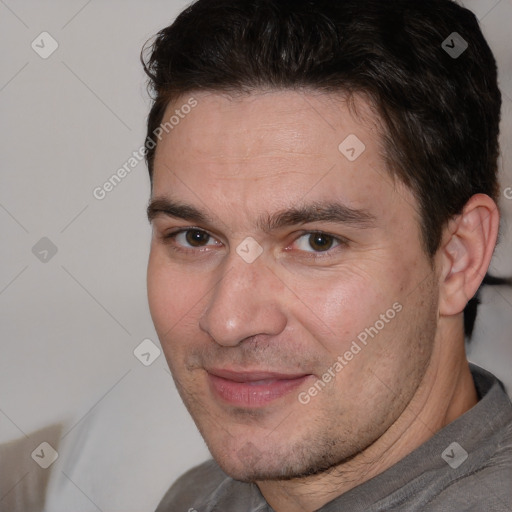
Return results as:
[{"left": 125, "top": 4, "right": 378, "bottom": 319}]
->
[{"left": 0, "top": 1, "right": 510, "bottom": 510}]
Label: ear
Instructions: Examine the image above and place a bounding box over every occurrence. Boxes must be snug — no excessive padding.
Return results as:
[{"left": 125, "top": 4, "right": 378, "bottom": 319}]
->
[{"left": 438, "top": 194, "right": 500, "bottom": 317}]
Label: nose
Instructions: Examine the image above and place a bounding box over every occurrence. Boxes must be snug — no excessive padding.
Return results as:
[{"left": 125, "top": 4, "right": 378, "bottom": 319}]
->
[{"left": 198, "top": 254, "right": 287, "bottom": 347}]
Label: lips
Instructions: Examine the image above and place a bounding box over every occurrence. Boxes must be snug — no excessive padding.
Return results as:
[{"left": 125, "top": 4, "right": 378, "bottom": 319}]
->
[{"left": 207, "top": 368, "right": 311, "bottom": 407}]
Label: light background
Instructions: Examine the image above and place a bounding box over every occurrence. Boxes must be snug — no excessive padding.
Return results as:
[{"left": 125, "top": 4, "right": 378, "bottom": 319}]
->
[{"left": 0, "top": 1, "right": 511, "bottom": 511}]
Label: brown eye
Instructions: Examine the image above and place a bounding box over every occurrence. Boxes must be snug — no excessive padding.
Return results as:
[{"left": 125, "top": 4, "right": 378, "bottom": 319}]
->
[
  {"left": 292, "top": 232, "right": 342, "bottom": 253},
  {"left": 162, "top": 228, "right": 222, "bottom": 255},
  {"left": 184, "top": 229, "right": 211, "bottom": 247},
  {"left": 308, "top": 233, "right": 335, "bottom": 252}
]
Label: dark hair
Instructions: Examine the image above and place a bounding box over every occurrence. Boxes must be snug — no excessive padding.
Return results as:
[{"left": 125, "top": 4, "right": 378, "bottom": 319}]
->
[{"left": 142, "top": 0, "right": 506, "bottom": 336}]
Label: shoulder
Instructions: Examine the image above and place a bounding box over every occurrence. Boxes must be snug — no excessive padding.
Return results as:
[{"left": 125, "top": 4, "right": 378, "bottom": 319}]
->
[
  {"left": 425, "top": 385, "right": 512, "bottom": 511},
  {"left": 155, "top": 459, "right": 231, "bottom": 512},
  {"left": 425, "top": 457, "right": 512, "bottom": 511}
]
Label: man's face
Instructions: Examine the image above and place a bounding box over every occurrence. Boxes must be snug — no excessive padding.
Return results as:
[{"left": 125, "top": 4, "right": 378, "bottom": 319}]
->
[{"left": 147, "top": 90, "right": 439, "bottom": 481}]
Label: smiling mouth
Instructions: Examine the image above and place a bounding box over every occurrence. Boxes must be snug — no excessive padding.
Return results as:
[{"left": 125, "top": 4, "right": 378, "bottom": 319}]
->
[{"left": 206, "top": 368, "right": 312, "bottom": 407}]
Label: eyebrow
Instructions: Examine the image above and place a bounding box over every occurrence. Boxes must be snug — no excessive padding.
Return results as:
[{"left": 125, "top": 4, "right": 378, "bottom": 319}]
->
[
  {"left": 147, "top": 197, "right": 376, "bottom": 230},
  {"left": 147, "top": 198, "right": 208, "bottom": 224},
  {"left": 259, "top": 202, "right": 376, "bottom": 231}
]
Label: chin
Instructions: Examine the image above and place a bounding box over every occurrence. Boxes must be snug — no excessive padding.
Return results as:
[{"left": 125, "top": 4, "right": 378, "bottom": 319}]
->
[
  {"left": 215, "top": 458, "right": 300, "bottom": 483},
  {"left": 207, "top": 437, "right": 354, "bottom": 483}
]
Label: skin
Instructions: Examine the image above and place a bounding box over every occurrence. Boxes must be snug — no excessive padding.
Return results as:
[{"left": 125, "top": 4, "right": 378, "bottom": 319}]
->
[{"left": 147, "top": 90, "right": 499, "bottom": 512}]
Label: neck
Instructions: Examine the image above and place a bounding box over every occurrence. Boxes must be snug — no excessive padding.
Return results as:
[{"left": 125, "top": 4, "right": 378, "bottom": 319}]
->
[{"left": 257, "top": 320, "right": 478, "bottom": 512}]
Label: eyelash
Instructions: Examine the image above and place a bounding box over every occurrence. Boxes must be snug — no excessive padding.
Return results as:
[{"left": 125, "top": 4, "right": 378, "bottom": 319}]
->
[
  {"left": 160, "top": 227, "right": 348, "bottom": 258},
  {"left": 161, "top": 228, "right": 220, "bottom": 252}
]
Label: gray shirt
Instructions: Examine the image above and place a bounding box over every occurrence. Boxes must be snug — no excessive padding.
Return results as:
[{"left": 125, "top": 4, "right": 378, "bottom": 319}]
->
[{"left": 156, "top": 365, "right": 512, "bottom": 511}]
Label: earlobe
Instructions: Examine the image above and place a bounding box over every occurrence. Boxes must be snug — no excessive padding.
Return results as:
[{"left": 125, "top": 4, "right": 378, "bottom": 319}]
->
[{"left": 438, "top": 194, "right": 500, "bottom": 317}]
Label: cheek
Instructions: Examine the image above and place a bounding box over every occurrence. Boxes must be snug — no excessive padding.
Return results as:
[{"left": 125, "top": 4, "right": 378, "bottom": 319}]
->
[
  {"left": 288, "top": 269, "right": 391, "bottom": 341},
  {"left": 286, "top": 257, "right": 415, "bottom": 366},
  {"left": 147, "top": 249, "right": 203, "bottom": 337},
  {"left": 147, "top": 251, "right": 171, "bottom": 330},
  {"left": 147, "top": 253, "right": 208, "bottom": 378}
]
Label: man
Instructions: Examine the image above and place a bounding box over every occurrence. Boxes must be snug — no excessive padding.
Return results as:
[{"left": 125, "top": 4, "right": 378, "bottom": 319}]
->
[{"left": 143, "top": 0, "right": 512, "bottom": 510}]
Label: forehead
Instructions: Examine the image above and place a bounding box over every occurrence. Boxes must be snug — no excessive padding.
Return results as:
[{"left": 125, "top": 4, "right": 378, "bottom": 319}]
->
[
  {"left": 155, "top": 89, "right": 381, "bottom": 165},
  {"left": 151, "top": 90, "right": 414, "bottom": 226}
]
